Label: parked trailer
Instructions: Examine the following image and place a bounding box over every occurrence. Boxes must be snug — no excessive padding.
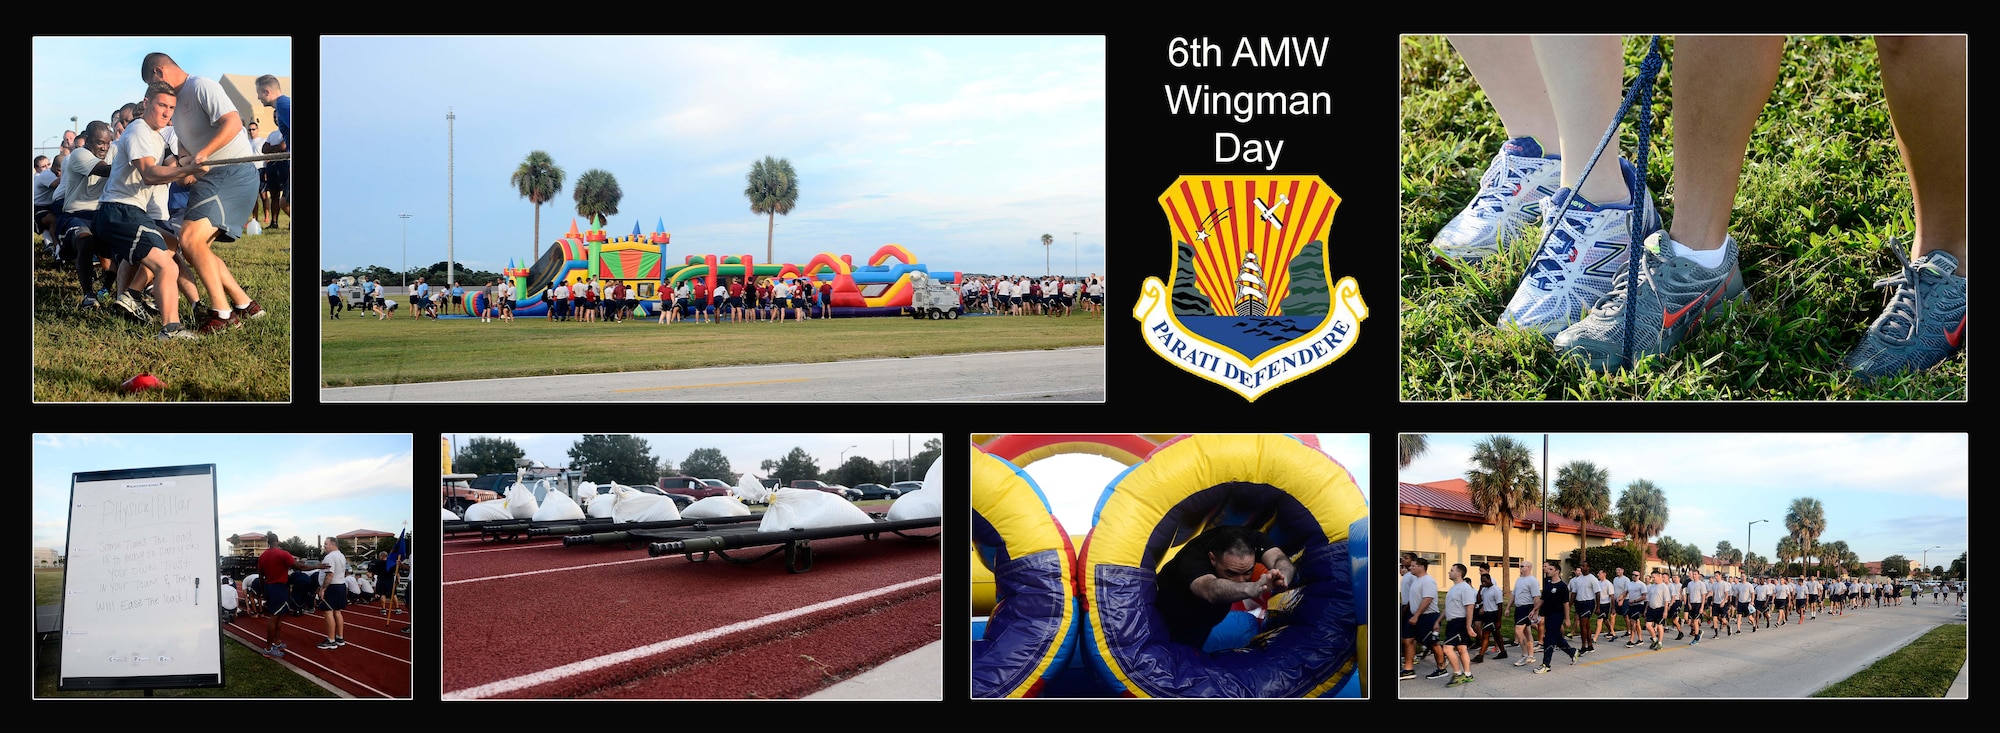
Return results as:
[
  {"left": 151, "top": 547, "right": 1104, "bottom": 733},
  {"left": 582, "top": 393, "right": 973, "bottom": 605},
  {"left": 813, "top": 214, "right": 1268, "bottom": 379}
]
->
[{"left": 636, "top": 515, "right": 941, "bottom": 573}]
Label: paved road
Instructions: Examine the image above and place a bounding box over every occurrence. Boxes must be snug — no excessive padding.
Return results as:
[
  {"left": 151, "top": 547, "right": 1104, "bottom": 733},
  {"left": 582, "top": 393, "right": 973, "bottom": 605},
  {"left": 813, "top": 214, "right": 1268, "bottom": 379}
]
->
[
  {"left": 1403, "top": 599, "right": 1965, "bottom": 698},
  {"left": 321, "top": 347, "right": 1105, "bottom": 402}
]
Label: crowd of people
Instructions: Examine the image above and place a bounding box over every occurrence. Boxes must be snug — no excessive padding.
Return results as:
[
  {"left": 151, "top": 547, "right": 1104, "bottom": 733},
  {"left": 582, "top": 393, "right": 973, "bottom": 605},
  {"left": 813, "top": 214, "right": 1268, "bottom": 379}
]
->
[
  {"left": 1401, "top": 553, "right": 1950, "bottom": 689},
  {"left": 35, "top": 53, "right": 288, "bottom": 340},
  {"left": 234, "top": 533, "right": 409, "bottom": 658},
  {"left": 958, "top": 274, "right": 1103, "bottom": 316}
]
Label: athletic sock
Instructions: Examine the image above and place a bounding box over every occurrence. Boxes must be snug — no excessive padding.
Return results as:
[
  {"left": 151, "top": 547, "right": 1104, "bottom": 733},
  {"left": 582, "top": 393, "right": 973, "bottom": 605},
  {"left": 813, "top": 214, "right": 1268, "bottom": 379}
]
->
[{"left": 1667, "top": 235, "right": 1732, "bottom": 269}]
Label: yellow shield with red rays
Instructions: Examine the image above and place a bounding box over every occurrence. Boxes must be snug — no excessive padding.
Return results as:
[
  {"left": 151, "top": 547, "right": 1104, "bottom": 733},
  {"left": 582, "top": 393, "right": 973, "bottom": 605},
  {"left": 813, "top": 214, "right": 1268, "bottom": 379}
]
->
[{"left": 1134, "top": 175, "right": 1367, "bottom": 402}]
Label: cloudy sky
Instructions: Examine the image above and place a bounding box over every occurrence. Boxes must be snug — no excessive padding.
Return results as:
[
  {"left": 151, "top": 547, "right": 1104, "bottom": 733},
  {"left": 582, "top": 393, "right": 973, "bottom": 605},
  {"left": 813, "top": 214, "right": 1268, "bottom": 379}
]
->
[
  {"left": 321, "top": 36, "right": 1105, "bottom": 279},
  {"left": 33, "top": 434, "right": 412, "bottom": 559},
  {"left": 1399, "top": 433, "right": 1968, "bottom": 567},
  {"left": 1021, "top": 434, "right": 1371, "bottom": 535},
  {"left": 452, "top": 433, "right": 942, "bottom": 485},
  {"left": 31, "top": 37, "right": 291, "bottom": 154}
]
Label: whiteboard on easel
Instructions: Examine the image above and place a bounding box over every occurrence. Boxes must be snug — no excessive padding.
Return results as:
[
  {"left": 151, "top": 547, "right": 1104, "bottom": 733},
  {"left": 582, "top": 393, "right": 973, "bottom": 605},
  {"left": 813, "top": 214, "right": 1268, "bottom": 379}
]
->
[{"left": 59, "top": 464, "right": 224, "bottom": 691}]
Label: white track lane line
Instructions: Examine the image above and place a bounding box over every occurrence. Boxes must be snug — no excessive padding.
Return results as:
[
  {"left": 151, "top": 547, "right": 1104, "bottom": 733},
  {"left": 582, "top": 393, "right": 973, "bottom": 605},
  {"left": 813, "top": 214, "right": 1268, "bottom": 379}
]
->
[
  {"left": 443, "top": 554, "right": 672, "bottom": 585},
  {"left": 445, "top": 542, "right": 565, "bottom": 556},
  {"left": 443, "top": 573, "right": 942, "bottom": 699}
]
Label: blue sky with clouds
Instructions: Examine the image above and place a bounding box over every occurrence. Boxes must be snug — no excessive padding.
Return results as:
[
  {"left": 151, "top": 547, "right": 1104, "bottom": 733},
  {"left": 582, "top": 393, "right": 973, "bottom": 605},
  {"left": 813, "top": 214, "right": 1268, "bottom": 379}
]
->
[
  {"left": 31, "top": 37, "right": 292, "bottom": 153},
  {"left": 33, "top": 434, "right": 412, "bottom": 559},
  {"left": 1399, "top": 433, "right": 1968, "bottom": 568},
  {"left": 320, "top": 36, "right": 1105, "bottom": 279}
]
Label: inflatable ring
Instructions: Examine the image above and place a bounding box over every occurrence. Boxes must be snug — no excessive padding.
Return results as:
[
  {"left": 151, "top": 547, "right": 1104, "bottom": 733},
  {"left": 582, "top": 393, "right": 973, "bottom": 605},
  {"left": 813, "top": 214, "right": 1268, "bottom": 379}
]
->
[
  {"left": 1080, "top": 433, "right": 1365, "bottom": 697},
  {"left": 971, "top": 446, "right": 1080, "bottom": 698},
  {"left": 971, "top": 434, "right": 1167, "bottom": 469}
]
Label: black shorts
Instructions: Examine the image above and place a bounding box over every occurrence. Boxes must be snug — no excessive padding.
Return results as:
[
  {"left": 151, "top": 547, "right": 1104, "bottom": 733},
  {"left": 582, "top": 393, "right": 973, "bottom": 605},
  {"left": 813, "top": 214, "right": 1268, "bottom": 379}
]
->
[
  {"left": 1739, "top": 601, "right": 1753, "bottom": 615},
  {"left": 1668, "top": 601, "right": 1682, "bottom": 617},
  {"left": 1442, "top": 617, "right": 1469, "bottom": 647},
  {"left": 266, "top": 161, "right": 289, "bottom": 196},
  {"left": 1646, "top": 606, "right": 1665, "bottom": 623},
  {"left": 452, "top": 295, "right": 463, "bottom": 304},
  {"left": 1477, "top": 609, "right": 1501, "bottom": 628},
  {"left": 727, "top": 296, "right": 742, "bottom": 308},
  {"left": 329, "top": 294, "right": 342, "bottom": 309},
  {"left": 1403, "top": 611, "right": 1438, "bottom": 640},
  {"left": 1515, "top": 605, "right": 1536, "bottom": 626},
  {"left": 1573, "top": 600, "right": 1595, "bottom": 619}
]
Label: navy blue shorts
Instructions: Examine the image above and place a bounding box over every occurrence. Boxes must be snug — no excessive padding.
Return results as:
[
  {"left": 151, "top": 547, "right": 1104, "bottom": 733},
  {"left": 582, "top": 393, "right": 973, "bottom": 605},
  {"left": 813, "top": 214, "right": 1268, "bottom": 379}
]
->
[
  {"left": 264, "top": 582, "right": 293, "bottom": 615},
  {"left": 324, "top": 583, "right": 348, "bottom": 611},
  {"left": 92, "top": 202, "right": 167, "bottom": 263}
]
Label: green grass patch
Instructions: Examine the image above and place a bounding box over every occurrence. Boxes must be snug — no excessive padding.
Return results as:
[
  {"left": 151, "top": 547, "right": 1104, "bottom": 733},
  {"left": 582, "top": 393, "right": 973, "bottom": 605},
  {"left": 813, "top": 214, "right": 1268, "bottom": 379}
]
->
[
  {"left": 1401, "top": 35, "right": 1965, "bottom": 400},
  {"left": 320, "top": 310, "right": 1105, "bottom": 387},
  {"left": 33, "top": 228, "right": 293, "bottom": 401},
  {"left": 1812, "top": 622, "right": 1965, "bottom": 697},
  {"left": 34, "top": 569, "right": 336, "bottom": 698}
]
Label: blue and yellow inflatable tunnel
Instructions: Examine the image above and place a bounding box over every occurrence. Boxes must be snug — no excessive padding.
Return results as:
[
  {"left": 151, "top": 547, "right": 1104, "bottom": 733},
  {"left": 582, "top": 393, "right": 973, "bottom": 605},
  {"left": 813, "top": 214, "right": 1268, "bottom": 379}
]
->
[
  {"left": 971, "top": 445, "right": 1080, "bottom": 698},
  {"left": 1079, "top": 434, "right": 1366, "bottom": 697}
]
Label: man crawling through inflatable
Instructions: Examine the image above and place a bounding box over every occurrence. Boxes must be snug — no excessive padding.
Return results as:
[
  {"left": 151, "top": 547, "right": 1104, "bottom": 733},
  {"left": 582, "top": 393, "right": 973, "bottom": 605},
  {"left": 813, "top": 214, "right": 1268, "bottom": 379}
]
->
[{"left": 1154, "top": 525, "right": 1299, "bottom": 650}]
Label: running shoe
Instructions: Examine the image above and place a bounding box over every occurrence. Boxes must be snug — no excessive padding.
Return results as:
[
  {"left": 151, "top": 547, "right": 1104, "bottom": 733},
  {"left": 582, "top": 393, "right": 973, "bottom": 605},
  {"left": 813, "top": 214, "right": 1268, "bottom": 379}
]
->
[
  {"left": 1425, "top": 668, "right": 1452, "bottom": 680},
  {"left": 1500, "top": 158, "right": 1659, "bottom": 337},
  {"left": 1513, "top": 657, "right": 1529, "bottom": 667},
  {"left": 80, "top": 295, "right": 99, "bottom": 310},
  {"left": 1844, "top": 247, "right": 1966, "bottom": 380},
  {"left": 317, "top": 640, "right": 338, "bottom": 650},
  {"left": 1535, "top": 664, "right": 1552, "bottom": 674},
  {"left": 1567, "top": 649, "right": 1578, "bottom": 665},
  {"left": 261, "top": 645, "right": 285, "bottom": 658},
  {"left": 1473, "top": 654, "right": 1484, "bottom": 664},
  {"left": 1494, "top": 650, "right": 1508, "bottom": 660},
  {"left": 1401, "top": 668, "right": 1418, "bottom": 680},
  {"left": 239, "top": 299, "right": 267, "bottom": 320},
  {"left": 114, "top": 290, "right": 151, "bottom": 324},
  {"left": 195, "top": 310, "right": 237, "bottom": 334},
  {"left": 1553, "top": 231, "right": 1745, "bottom": 370},
  {"left": 1429, "top": 136, "right": 1563, "bottom": 263},
  {"left": 1446, "top": 674, "right": 1469, "bottom": 688},
  {"left": 140, "top": 289, "right": 160, "bottom": 317},
  {"left": 158, "top": 324, "right": 197, "bottom": 341},
  {"left": 335, "top": 638, "right": 347, "bottom": 647},
  {"left": 1652, "top": 640, "right": 1663, "bottom": 650}
]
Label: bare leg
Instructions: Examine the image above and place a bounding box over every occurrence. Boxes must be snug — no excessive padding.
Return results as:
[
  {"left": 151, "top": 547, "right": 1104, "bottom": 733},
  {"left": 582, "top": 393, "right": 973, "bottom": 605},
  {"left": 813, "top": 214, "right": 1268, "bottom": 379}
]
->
[
  {"left": 1532, "top": 35, "right": 1629, "bottom": 204},
  {"left": 1664, "top": 36, "right": 1783, "bottom": 250},
  {"left": 1448, "top": 35, "right": 1559, "bottom": 146},
  {"left": 1877, "top": 35, "right": 1967, "bottom": 275},
  {"left": 178, "top": 218, "right": 250, "bottom": 313}
]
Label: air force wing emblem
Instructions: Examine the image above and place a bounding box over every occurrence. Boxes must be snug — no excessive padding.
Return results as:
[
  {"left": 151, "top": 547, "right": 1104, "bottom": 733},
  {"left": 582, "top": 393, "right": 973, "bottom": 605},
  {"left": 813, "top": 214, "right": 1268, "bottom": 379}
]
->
[{"left": 1134, "top": 175, "right": 1366, "bottom": 402}]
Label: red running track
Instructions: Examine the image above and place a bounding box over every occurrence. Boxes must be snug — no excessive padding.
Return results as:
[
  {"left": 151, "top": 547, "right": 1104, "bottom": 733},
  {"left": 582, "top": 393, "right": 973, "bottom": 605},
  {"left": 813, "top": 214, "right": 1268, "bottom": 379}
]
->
[
  {"left": 223, "top": 598, "right": 412, "bottom": 698},
  {"left": 442, "top": 531, "right": 939, "bottom": 699}
]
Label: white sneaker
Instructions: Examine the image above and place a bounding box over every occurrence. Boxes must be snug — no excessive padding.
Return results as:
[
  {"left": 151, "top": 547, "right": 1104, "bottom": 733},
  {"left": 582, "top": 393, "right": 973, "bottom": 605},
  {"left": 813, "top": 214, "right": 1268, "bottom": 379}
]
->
[
  {"left": 1430, "top": 137, "right": 1563, "bottom": 263},
  {"left": 1499, "top": 158, "right": 1659, "bottom": 337}
]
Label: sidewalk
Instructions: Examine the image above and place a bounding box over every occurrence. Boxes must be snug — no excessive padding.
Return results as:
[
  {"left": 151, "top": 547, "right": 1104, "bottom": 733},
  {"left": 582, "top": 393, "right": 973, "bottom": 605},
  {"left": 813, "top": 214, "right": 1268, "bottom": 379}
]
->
[{"left": 804, "top": 640, "right": 942, "bottom": 700}]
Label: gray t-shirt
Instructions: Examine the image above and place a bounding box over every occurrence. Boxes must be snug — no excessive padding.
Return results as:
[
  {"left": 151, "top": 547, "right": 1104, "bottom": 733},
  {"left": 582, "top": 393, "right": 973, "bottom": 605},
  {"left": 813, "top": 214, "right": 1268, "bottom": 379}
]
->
[
  {"left": 62, "top": 147, "right": 108, "bottom": 213},
  {"left": 1406, "top": 573, "right": 1437, "bottom": 615},
  {"left": 1569, "top": 574, "right": 1598, "bottom": 601},
  {"left": 1478, "top": 583, "right": 1503, "bottom": 612},
  {"left": 100, "top": 119, "right": 167, "bottom": 209},
  {"left": 172, "top": 76, "right": 255, "bottom": 162},
  {"left": 1513, "top": 574, "right": 1538, "bottom": 607},
  {"left": 1444, "top": 580, "right": 1476, "bottom": 620}
]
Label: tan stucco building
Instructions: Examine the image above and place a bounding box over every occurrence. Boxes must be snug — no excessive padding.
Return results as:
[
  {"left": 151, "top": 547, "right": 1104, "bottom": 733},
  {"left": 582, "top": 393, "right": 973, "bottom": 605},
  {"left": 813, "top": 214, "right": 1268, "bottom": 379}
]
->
[{"left": 1399, "top": 478, "right": 1625, "bottom": 579}]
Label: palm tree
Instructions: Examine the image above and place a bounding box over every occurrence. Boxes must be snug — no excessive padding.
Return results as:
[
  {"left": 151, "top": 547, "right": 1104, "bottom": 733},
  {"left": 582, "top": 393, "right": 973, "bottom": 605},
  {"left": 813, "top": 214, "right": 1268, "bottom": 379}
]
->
[
  {"left": 1614, "top": 478, "right": 1668, "bottom": 553},
  {"left": 1552, "top": 459, "right": 1611, "bottom": 568},
  {"left": 1675, "top": 541, "right": 1704, "bottom": 574},
  {"left": 511, "top": 151, "right": 565, "bottom": 261},
  {"left": 1655, "top": 536, "right": 1680, "bottom": 572},
  {"left": 1784, "top": 497, "right": 1826, "bottom": 577},
  {"left": 1465, "top": 435, "right": 1539, "bottom": 591},
  {"left": 1041, "top": 233, "right": 1054, "bottom": 276},
  {"left": 573, "top": 169, "right": 623, "bottom": 226},
  {"left": 1775, "top": 536, "right": 1802, "bottom": 577},
  {"left": 1396, "top": 434, "right": 1430, "bottom": 468},
  {"left": 744, "top": 155, "right": 799, "bottom": 263}
]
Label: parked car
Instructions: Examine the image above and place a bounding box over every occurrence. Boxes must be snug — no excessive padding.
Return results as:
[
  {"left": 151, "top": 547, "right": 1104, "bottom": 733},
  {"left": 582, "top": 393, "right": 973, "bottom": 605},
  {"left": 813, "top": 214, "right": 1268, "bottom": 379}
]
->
[
  {"left": 788, "top": 479, "right": 854, "bottom": 499},
  {"left": 828, "top": 484, "right": 862, "bottom": 501},
  {"left": 699, "top": 478, "right": 734, "bottom": 495},
  {"left": 851, "top": 483, "right": 901, "bottom": 500},
  {"left": 889, "top": 481, "right": 926, "bottom": 495},
  {"left": 633, "top": 484, "right": 694, "bottom": 511},
  {"left": 442, "top": 473, "right": 497, "bottom": 516},
  {"left": 658, "top": 475, "right": 729, "bottom": 503}
]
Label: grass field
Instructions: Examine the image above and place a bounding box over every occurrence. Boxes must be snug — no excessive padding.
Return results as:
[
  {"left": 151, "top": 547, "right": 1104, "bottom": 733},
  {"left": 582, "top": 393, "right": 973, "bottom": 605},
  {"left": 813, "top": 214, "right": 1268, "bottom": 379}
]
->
[
  {"left": 1813, "top": 621, "right": 1965, "bottom": 697},
  {"left": 1400, "top": 35, "right": 1966, "bottom": 400},
  {"left": 32, "top": 227, "right": 292, "bottom": 401},
  {"left": 320, "top": 309, "right": 1105, "bottom": 387},
  {"left": 33, "top": 569, "right": 335, "bottom": 698}
]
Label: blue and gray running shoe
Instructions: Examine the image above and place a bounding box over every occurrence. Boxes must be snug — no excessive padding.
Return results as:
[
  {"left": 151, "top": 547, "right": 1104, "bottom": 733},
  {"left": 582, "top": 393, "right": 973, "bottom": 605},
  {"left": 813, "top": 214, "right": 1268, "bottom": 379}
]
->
[
  {"left": 1429, "top": 137, "right": 1562, "bottom": 263},
  {"left": 1499, "top": 158, "right": 1659, "bottom": 337},
  {"left": 1845, "top": 245, "right": 1965, "bottom": 380},
  {"left": 1554, "top": 232, "right": 1746, "bottom": 371}
]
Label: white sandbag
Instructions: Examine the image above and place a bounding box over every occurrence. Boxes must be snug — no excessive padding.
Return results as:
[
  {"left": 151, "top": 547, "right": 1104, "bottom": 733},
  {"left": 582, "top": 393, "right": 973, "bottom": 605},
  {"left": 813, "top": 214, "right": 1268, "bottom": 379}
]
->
[
  {"left": 613, "top": 485, "right": 680, "bottom": 523},
  {"left": 442, "top": 507, "right": 460, "bottom": 521},
  {"left": 586, "top": 491, "right": 617, "bottom": 519},
  {"left": 735, "top": 474, "right": 771, "bottom": 504},
  {"left": 760, "top": 488, "right": 872, "bottom": 532},
  {"left": 886, "top": 485, "right": 941, "bottom": 520},
  {"left": 532, "top": 488, "right": 586, "bottom": 521},
  {"left": 463, "top": 499, "right": 511, "bottom": 521},
  {"left": 922, "top": 455, "right": 943, "bottom": 493},
  {"left": 682, "top": 495, "right": 752, "bottom": 519},
  {"left": 505, "top": 482, "right": 539, "bottom": 519}
]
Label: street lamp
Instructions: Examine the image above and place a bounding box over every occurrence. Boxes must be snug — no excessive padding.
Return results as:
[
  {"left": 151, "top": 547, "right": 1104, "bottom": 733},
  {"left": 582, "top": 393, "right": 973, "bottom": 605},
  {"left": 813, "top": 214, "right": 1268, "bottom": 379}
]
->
[
  {"left": 1921, "top": 545, "right": 1941, "bottom": 577},
  {"left": 838, "top": 445, "right": 857, "bottom": 466},
  {"left": 399, "top": 213, "right": 412, "bottom": 288},
  {"left": 1748, "top": 519, "right": 1767, "bottom": 573}
]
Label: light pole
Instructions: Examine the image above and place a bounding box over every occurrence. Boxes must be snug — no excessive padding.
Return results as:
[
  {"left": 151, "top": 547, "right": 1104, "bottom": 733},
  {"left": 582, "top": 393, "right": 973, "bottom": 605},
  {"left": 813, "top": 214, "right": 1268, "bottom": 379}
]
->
[
  {"left": 838, "top": 445, "right": 857, "bottom": 466},
  {"left": 399, "top": 213, "right": 413, "bottom": 288},
  {"left": 1748, "top": 519, "right": 1767, "bottom": 574},
  {"left": 1921, "top": 545, "right": 1940, "bottom": 578}
]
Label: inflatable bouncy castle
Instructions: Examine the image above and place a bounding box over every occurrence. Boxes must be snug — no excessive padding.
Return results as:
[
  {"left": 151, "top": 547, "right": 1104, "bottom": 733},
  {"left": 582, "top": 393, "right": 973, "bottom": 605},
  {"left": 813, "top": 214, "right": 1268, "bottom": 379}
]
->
[
  {"left": 971, "top": 434, "right": 1368, "bottom": 698},
  {"left": 467, "top": 216, "right": 963, "bottom": 319}
]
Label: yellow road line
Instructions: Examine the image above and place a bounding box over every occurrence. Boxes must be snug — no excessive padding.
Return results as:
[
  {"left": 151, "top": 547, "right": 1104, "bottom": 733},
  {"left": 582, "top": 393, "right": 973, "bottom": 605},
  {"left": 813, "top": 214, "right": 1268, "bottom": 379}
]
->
[{"left": 613, "top": 378, "right": 812, "bottom": 393}]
